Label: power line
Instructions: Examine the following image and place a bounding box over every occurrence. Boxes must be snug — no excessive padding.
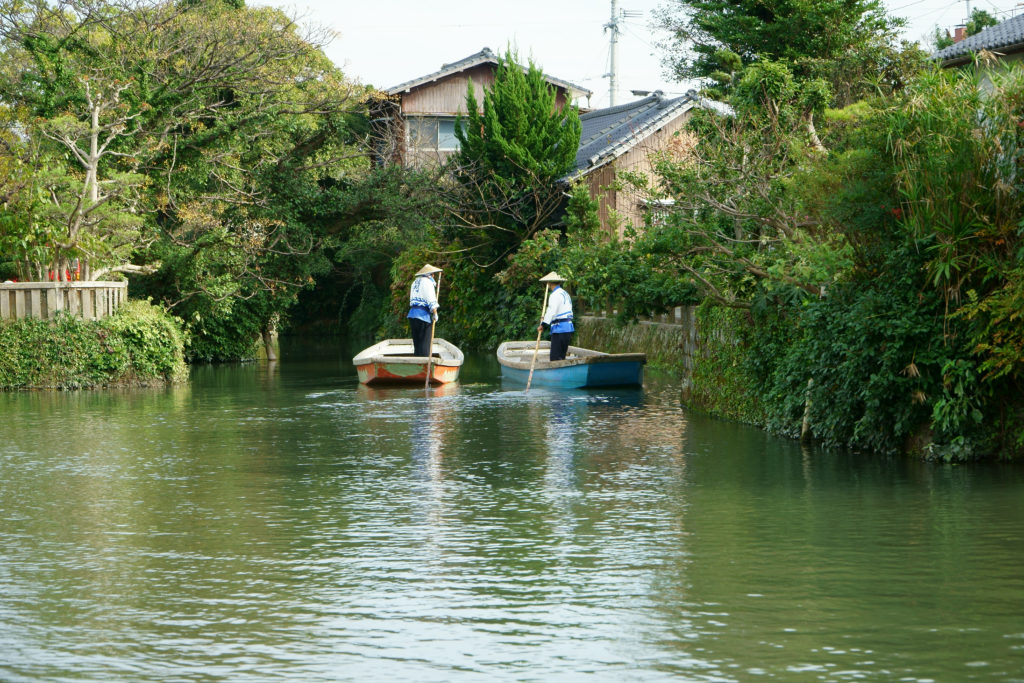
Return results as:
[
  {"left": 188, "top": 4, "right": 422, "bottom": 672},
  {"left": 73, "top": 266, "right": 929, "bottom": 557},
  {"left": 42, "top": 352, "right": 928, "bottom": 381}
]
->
[{"left": 890, "top": 0, "right": 940, "bottom": 12}]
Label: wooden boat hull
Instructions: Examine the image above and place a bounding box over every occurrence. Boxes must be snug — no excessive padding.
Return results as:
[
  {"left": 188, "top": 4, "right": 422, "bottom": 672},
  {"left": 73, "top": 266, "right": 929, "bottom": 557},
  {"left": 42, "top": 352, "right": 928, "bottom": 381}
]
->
[
  {"left": 496, "top": 341, "right": 645, "bottom": 389},
  {"left": 353, "top": 338, "right": 464, "bottom": 385}
]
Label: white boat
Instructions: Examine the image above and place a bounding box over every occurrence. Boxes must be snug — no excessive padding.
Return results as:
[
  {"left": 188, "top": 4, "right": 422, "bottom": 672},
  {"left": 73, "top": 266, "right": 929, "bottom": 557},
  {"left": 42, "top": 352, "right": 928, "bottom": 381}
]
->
[{"left": 352, "top": 338, "right": 463, "bottom": 385}]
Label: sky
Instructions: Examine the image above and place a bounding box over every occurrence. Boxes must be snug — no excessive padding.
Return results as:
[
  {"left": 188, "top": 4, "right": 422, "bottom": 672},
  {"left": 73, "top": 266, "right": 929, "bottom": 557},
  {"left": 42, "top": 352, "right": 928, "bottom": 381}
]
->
[{"left": 255, "top": 0, "right": 1024, "bottom": 109}]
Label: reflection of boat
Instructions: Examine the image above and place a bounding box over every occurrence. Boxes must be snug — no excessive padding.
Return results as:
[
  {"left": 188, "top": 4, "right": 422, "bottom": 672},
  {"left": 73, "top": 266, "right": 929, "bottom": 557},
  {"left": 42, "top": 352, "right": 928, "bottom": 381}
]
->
[
  {"left": 353, "top": 338, "right": 464, "bottom": 385},
  {"left": 496, "top": 341, "right": 646, "bottom": 389},
  {"left": 356, "top": 381, "right": 461, "bottom": 400}
]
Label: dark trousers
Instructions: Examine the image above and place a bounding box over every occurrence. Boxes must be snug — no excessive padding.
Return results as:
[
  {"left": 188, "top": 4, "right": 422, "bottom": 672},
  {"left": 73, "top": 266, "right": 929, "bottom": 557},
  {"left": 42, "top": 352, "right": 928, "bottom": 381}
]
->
[
  {"left": 410, "top": 318, "right": 432, "bottom": 357},
  {"left": 549, "top": 332, "right": 572, "bottom": 361}
]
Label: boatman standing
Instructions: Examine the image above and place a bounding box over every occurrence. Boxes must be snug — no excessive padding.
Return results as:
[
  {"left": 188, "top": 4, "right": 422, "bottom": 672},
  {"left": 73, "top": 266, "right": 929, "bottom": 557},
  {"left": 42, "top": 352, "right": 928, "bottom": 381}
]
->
[
  {"left": 409, "top": 264, "right": 441, "bottom": 357},
  {"left": 537, "top": 271, "right": 574, "bottom": 361}
]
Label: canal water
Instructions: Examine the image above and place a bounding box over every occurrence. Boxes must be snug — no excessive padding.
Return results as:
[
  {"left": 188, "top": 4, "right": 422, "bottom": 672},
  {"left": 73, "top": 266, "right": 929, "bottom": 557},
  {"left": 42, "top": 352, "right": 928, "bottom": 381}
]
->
[{"left": 1, "top": 343, "right": 1023, "bottom": 682}]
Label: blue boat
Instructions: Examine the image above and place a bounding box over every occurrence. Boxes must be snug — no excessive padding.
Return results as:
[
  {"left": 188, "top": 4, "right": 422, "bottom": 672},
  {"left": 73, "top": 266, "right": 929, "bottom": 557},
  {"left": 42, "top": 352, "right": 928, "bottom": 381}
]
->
[{"left": 496, "top": 341, "right": 646, "bottom": 389}]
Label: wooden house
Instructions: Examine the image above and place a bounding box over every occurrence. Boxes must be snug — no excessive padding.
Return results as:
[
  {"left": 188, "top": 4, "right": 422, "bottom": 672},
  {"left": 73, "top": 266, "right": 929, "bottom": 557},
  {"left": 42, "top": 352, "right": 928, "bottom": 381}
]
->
[
  {"left": 372, "top": 47, "right": 592, "bottom": 167},
  {"left": 564, "top": 90, "right": 733, "bottom": 238}
]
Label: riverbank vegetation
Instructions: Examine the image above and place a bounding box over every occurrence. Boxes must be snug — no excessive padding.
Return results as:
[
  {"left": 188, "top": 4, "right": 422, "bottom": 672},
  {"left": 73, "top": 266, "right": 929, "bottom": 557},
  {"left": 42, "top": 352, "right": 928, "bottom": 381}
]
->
[
  {"left": 1, "top": 0, "right": 1020, "bottom": 458},
  {"left": 0, "top": 300, "right": 186, "bottom": 389},
  {"left": 570, "top": 10, "right": 1023, "bottom": 459}
]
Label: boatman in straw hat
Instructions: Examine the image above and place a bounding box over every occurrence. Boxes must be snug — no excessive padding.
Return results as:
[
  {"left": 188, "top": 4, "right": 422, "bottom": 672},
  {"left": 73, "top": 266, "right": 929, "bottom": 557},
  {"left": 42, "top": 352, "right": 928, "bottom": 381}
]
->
[
  {"left": 537, "top": 272, "right": 574, "bottom": 362},
  {"left": 409, "top": 264, "right": 442, "bottom": 357}
]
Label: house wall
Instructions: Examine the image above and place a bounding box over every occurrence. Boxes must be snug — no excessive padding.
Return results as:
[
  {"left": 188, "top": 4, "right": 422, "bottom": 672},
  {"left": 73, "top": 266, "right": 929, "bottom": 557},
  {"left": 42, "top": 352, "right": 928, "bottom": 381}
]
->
[
  {"left": 978, "top": 50, "right": 1023, "bottom": 92},
  {"left": 584, "top": 164, "right": 618, "bottom": 237},
  {"left": 400, "top": 65, "right": 495, "bottom": 115},
  {"left": 583, "top": 111, "right": 696, "bottom": 239}
]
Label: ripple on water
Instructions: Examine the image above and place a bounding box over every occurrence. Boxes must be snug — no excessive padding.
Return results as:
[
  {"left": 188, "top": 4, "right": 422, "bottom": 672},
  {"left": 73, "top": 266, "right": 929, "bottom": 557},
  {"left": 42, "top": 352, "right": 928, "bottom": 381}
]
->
[{"left": 2, "top": 363, "right": 1023, "bottom": 681}]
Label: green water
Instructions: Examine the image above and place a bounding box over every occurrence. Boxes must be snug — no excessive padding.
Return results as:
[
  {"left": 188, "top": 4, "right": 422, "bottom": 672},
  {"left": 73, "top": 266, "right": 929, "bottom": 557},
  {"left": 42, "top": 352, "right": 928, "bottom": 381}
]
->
[{"left": 1, "top": 343, "right": 1022, "bottom": 681}]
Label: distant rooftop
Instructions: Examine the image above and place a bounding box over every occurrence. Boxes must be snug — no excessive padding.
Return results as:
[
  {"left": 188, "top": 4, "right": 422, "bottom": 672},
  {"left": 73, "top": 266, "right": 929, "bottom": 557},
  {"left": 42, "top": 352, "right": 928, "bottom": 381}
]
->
[
  {"left": 565, "top": 90, "right": 731, "bottom": 181},
  {"left": 932, "top": 13, "right": 1024, "bottom": 65},
  {"left": 386, "top": 47, "right": 592, "bottom": 101}
]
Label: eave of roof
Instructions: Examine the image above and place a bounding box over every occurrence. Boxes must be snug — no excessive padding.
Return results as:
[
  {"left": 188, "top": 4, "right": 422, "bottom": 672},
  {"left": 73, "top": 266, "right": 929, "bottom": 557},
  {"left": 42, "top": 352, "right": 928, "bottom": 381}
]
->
[
  {"left": 932, "top": 13, "right": 1024, "bottom": 65},
  {"left": 386, "top": 47, "right": 592, "bottom": 100}
]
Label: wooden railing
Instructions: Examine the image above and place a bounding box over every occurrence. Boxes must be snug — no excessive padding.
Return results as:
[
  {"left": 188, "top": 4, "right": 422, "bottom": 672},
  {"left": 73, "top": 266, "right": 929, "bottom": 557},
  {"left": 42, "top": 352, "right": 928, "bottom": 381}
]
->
[{"left": 0, "top": 281, "right": 128, "bottom": 321}]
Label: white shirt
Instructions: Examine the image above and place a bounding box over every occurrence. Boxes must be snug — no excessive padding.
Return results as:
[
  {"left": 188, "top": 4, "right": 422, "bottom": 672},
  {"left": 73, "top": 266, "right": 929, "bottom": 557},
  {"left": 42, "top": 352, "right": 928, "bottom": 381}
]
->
[{"left": 542, "top": 286, "right": 574, "bottom": 333}]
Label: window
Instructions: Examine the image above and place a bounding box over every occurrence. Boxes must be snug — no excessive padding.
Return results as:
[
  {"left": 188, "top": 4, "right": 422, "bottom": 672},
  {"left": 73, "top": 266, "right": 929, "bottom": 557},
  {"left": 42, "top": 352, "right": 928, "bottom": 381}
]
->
[
  {"left": 407, "top": 116, "right": 461, "bottom": 152},
  {"left": 644, "top": 198, "right": 675, "bottom": 226},
  {"left": 437, "top": 119, "right": 459, "bottom": 150}
]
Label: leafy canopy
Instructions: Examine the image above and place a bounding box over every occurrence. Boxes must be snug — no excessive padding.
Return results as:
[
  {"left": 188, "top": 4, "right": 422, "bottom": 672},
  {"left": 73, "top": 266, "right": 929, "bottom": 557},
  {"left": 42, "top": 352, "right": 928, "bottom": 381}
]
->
[{"left": 656, "top": 0, "right": 909, "bottom": 104}]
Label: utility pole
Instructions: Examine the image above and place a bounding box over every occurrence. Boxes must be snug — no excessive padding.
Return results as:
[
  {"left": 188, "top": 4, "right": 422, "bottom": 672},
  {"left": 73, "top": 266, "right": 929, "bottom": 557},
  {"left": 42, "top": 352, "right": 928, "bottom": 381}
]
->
[
  {"left": 605, "top": 0, "right": 620, "bottom": 106},
  {"left": 604, "top": 1, "right": 643, "bottom": 106}
]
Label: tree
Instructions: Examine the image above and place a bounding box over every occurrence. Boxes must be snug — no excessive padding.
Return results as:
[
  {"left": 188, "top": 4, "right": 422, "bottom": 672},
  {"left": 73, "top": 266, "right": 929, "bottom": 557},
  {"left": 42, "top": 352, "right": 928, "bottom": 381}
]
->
[
  {"left": 656, "top": 0, "right": 909, "bottom": 105},
  {"left": 964, "top": 8, "right": 999, "bottom": 37},
  {"left": 0, "top": 0, "right": 366, "bottom": 356},
  {"left": 602, "top": 59, "right": 848, "bottom": 311},
  {"left": 932, "top": 9, "right": 1000, "bottom": 50},
  {"left": 452, "top": 48, "right": 581, "bottom": 266}
]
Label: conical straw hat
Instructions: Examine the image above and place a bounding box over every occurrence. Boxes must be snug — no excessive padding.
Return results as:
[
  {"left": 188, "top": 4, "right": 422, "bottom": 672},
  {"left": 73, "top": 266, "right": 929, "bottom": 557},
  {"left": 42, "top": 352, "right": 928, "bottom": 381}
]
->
[
  {"left": 539, "top": 271, "right": 566, "bottom": 282},
  {"left": 415, "top": 264, "right": 442, "bottom": 276}
]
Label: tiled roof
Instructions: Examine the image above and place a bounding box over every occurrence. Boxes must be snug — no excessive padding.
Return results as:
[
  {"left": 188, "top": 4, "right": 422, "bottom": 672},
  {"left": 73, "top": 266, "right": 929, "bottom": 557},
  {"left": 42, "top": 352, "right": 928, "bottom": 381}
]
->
[
  {"left": 932, "top": 13, "right": 1024, "bottom": 64},
  {"left": 386, "top": 47, "right": 592, "bottom": 100},
  {"left": 565, "top": 90, "right": 731, "bottom": 180}
]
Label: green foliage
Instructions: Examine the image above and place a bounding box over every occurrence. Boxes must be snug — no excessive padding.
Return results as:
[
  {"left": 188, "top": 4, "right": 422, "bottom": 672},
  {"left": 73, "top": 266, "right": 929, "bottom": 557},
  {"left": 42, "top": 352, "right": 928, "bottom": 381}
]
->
[
  {"left": 631, "top": 79, "right": 851, "bottom": 312},
  {"left": 687, "top": 303, "right": 764, "bottom": 422},
  {"left": 0, "top": 301, "right": 185, "bottom": 389},
  {"left": 966, "top": 9, "right": 999, "bottom": 38},
  {"left": 0, "top": 0, "right": 366, "bottom": 355},
  {"left": 564, "top": 231, "right": 701, "bottom": 323},
  {"left": 748, "top": 243, "right": 953, "bottom": 455},
  {"left": 101, "top": 300, "right": 188, "bottom": 380},
  {"left": 656, "top": 0, "right": 908, "bottom": 105},
  {"left": 290, "top": 164, "right": 447, "bottom": 339},
  {"left": 455, "top": 50, "right": 580, "bottom": 185},
  {"left": 182, "top": 302, "right": 262, "bottom": 362},
  {"left": 602, "top": 32, "right": 1020, "bottom": 458},
  {"left": 933, "top": 28, "right": 955, "bottom": 51},
  {"left": 563, "top": 181, "right": 602, "bottom": 237},
  {"left": 452, "top": 48, "right": 582, "bottom": 262},
  {"left": 887, "top": 67, "right": 1024, "bottom": 387}
]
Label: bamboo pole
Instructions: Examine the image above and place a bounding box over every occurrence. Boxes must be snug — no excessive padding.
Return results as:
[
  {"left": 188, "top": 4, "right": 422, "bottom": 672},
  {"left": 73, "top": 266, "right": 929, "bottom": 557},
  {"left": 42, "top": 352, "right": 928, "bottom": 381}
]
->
[
  {"left": 424, "top": 272, "right": 442, "bottom": 389},
  {"left": 525, "top": 283, "right": 551, "bottom": 392}
]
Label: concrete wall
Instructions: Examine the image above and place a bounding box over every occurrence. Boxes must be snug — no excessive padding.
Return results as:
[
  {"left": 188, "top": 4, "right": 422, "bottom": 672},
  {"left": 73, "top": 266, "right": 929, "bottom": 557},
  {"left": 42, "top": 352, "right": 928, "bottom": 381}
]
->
[
  {"left": 576, "top": 308, "right": 699, "bottom": 376},
  {"left": 577, "top": 307, "right": 755, "bottom": 423}
]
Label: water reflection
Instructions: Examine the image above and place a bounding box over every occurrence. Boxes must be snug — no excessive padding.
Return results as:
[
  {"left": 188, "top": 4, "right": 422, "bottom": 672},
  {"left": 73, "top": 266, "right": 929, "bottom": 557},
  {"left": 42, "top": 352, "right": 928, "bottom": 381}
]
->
[
  {"left": 543, "top": 394, "right": 581, "bottom": 494},
  {"left": 2, "top": 353, "right": 1023, "bottom": 681}
]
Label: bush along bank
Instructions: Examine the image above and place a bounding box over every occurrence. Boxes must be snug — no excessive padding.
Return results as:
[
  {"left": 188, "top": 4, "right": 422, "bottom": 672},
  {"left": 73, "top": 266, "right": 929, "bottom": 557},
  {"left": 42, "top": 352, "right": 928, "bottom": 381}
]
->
[{"left": 0, "top": 300, "right": 188, "bottom": 390}]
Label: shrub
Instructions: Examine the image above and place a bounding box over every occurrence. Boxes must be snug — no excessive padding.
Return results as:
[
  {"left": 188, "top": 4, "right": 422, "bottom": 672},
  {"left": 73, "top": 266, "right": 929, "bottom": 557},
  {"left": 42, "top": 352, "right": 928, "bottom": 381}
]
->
[{"left": 0, "top": 300, "right": 186, "bottom": 389}]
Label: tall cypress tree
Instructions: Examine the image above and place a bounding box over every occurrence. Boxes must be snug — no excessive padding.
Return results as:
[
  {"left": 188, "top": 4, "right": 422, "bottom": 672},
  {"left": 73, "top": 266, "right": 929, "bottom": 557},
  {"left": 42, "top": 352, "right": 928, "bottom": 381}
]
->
[{"left": 453, "top": 49, "right": 581, "bottom": 264}]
